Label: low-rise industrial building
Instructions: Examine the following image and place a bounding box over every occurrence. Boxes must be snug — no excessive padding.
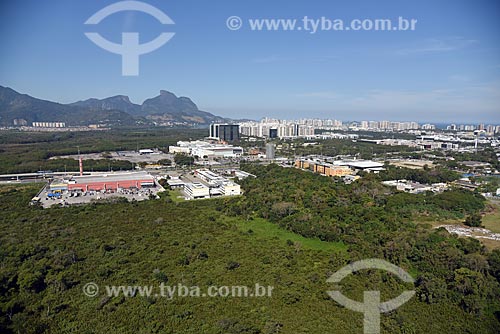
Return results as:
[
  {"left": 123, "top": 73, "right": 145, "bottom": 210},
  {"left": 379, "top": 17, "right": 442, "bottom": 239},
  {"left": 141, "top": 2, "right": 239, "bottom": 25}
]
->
[
  {"left": 184, "top": 182, "right": 210, "bottom": 200},
  {"left": 382, "top": 180, "right": 447, "bottom": 194},
  {"left": 164, "top": 169, "right": 244, "bottom": 199},
  {"left": 220, "top": 181, "right": 241, "bottom": 196},
  {"left": 169, "top": 140, "right": 243, "bottom": 158},
  {"left": 173, "top": 169, "right": 243, "bottom": 199},
  {"left": 49, "top": 182, "right": 68, "bottom": 193},
  {"left": 340, "top": 160, "right": 385, "bottom": 172},
  {"left": 166, "top": 178, "right": 185, "bottom": 189},
  {"left": 195, "top": 169, "right": 226, "bottom": 186},
  {"left": 232, "top": 170, "right": 257, "bottom": 180},
  {"left": 66, "top": 172, "right": 156, "bottom": 192},
  {"left": 139, "top": 149, "right": 155, "bottom": 155},
  {"left": 39, "top": 171, "right": 162, "bottom": 208},
  {"left": 295, "top": 159, "right": 352, "bottom": 177},
  {"left": 168, "top": 146, "right": 191, "bottom": 154}
]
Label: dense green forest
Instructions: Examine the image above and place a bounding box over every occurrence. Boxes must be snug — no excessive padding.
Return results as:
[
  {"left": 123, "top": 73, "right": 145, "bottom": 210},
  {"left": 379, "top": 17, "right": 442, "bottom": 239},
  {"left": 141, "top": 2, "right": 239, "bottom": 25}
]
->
[
  {"left": 0, "top": 129, "right": 205, "bottom": 174},
  {"left": 1, "top": 164, "right": 500, "bottom": 333},
  {"left": 236, "top": 164, "right": 486, "bottom": 239},
  {"left": 377, "top": 165, "right": 461, "bottom": 184}
]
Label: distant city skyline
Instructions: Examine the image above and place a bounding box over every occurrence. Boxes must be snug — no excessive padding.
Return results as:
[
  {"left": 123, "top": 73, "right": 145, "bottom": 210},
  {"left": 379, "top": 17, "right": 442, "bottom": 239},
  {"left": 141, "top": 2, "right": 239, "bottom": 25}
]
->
[
  {"left": 238, "top": 117, "right": 500, "bottom": 134},
  {"left": 2, "top": 84, "right": 499, "bottom": 125},
  {"left": 1, "top": 0, "right": 499, "bottom": 122}
]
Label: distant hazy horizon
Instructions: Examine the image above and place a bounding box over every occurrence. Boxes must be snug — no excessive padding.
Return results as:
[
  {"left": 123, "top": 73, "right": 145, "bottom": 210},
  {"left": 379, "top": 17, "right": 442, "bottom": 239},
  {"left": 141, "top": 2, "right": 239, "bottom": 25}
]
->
[
  {"left": 1, "top": 0, "right": 499, "bottom": 123},
  {"left": 2, "top": 84, "right": 498, "bottom": 125}
]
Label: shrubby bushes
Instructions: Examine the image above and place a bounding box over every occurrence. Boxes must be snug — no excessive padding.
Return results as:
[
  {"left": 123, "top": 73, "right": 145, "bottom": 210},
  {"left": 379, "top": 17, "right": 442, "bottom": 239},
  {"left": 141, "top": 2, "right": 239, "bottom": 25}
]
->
[
  {"left": 0, "top": 170, "right": 499, "bottom": 333},
  {"left": 233, "top": 164, "right": 499, "bottom": 321},
  {"left": 379, "top": 165, "right": 461, "bottom": 184}
]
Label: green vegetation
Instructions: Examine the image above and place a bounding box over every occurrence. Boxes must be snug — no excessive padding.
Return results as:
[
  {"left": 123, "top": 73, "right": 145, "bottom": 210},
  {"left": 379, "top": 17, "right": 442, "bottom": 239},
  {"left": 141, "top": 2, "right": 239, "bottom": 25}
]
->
[
  {"left": 464, "top": 213, "right": 483, "bottom": 227},
  {"left": 235, "top": 165, "right": 485, "bottom": 241},
  {"left": 483, "top": 202, "right": 500, "bottom": 233},
  {"left": 157, "top": 159, "right": 172, "bottom": 166},
  {"left": 168, "top": 189, "right": 186, "bottom": 203},
  {"left": 385, "top": 188, "right": 486, "bottom": 221},
  {"left": 1, "top": 164, "right": 500, "bottom": 333},
  {"left": 378, "top": 165, "right": 461, "bottom": 184},
  {"left": 233, "top": 217, "right": 347, "bottom": 252},
  {"left": 174, "top": 154, "right": 195, "bottom": 166},
  {"left": 0, "top": 128, "right": 205, "bottom": 173},
  {"left": 448, "top": 148, "right": 500, "bottom": 171},
  {"left": 476, "top": 176, "right": 500, "bottom": 193}
]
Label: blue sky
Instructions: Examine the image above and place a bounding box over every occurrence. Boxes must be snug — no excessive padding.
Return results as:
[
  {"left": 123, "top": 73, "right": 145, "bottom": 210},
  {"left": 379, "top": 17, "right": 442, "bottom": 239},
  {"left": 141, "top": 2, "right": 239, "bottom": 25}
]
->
[{"left": 0, "top": 0, "right": 499, "bottom": 122}]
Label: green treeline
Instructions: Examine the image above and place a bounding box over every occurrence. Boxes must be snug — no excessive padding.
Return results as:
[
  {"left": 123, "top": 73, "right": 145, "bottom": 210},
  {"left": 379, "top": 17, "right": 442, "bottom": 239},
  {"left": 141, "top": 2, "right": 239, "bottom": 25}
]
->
[
  {"left": 378, "top": 165, "right": 461, "bottom": 184},
  {"left": 0, "top": 129, "right": 205, "bottom": 174}
]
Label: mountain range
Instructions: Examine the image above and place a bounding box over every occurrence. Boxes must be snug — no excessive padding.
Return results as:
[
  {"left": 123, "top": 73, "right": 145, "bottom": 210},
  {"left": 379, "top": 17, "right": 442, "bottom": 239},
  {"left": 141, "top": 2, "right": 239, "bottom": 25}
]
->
[{"left": 0, "top": 86, "right": 226, "bottom": 127}]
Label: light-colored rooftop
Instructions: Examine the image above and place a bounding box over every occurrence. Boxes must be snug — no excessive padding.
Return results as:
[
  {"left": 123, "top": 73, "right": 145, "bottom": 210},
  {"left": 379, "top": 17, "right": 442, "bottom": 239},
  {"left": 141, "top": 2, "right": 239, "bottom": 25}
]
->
[
  {"left": 167, "top": 179, "right": 185, "bottom": 185},
  {"left": 186, "top": 182, "right": 208, "bottom": 189},
  {"left": 70, "top": 172, "right": 154, "bottom": 184},
  {"left": 345, "top": 161, "right": 384, "bottom": 169}
]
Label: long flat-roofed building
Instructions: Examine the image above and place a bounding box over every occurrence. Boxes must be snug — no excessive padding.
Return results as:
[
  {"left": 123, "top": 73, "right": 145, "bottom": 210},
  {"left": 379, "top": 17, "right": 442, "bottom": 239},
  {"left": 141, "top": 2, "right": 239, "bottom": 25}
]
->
[
  {"left": 195, "top": 169, "right": 226, "bottom": 186},
  {"left": 339, "top": 160, "right": 385, "bottom": 172},
  {"left": 169, "top": 140, "right": 243, "bottom": 158},
  {"left": 67, "top": 172, "right": 155, "bottom": 191},
  {"left": 295, "top": 159, "right": 352, "bottom": 177}
]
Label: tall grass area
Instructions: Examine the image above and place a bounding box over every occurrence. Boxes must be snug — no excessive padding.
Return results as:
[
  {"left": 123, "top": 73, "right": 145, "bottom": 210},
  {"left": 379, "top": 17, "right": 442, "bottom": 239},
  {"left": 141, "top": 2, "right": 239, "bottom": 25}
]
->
[
  {"left": 233, "top": 217, "right": 347, "bottom": 252},
  {"left": 483, "top": 201, "right": 500, "bottom": 233}
]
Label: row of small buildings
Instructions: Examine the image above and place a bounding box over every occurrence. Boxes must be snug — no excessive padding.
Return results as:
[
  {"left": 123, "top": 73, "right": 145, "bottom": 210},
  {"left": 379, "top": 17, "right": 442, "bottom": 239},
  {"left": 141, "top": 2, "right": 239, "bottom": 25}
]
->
[
  {"left": 167, "top": 169, "right": 242, "bottom": 200},
  {"left": 32, "top": 122, "right": 66, "bottom": 128}
]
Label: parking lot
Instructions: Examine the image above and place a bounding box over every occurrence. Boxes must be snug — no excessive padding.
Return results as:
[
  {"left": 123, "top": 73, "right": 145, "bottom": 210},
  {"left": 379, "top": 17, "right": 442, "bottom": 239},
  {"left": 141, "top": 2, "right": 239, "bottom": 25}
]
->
[
  {"left": 49, "top": 150, "right": 175, "bottom": 164},
  {"left": 37, "top": 186, "right": 163, "bottom": 208}
]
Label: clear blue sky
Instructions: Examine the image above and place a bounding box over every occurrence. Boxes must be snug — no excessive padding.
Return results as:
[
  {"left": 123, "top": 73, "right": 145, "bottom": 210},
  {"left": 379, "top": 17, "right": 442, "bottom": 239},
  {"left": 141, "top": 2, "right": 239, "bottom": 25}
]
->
[{"left": 0, "top": 0, "right": 499, "bottom": 122}]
